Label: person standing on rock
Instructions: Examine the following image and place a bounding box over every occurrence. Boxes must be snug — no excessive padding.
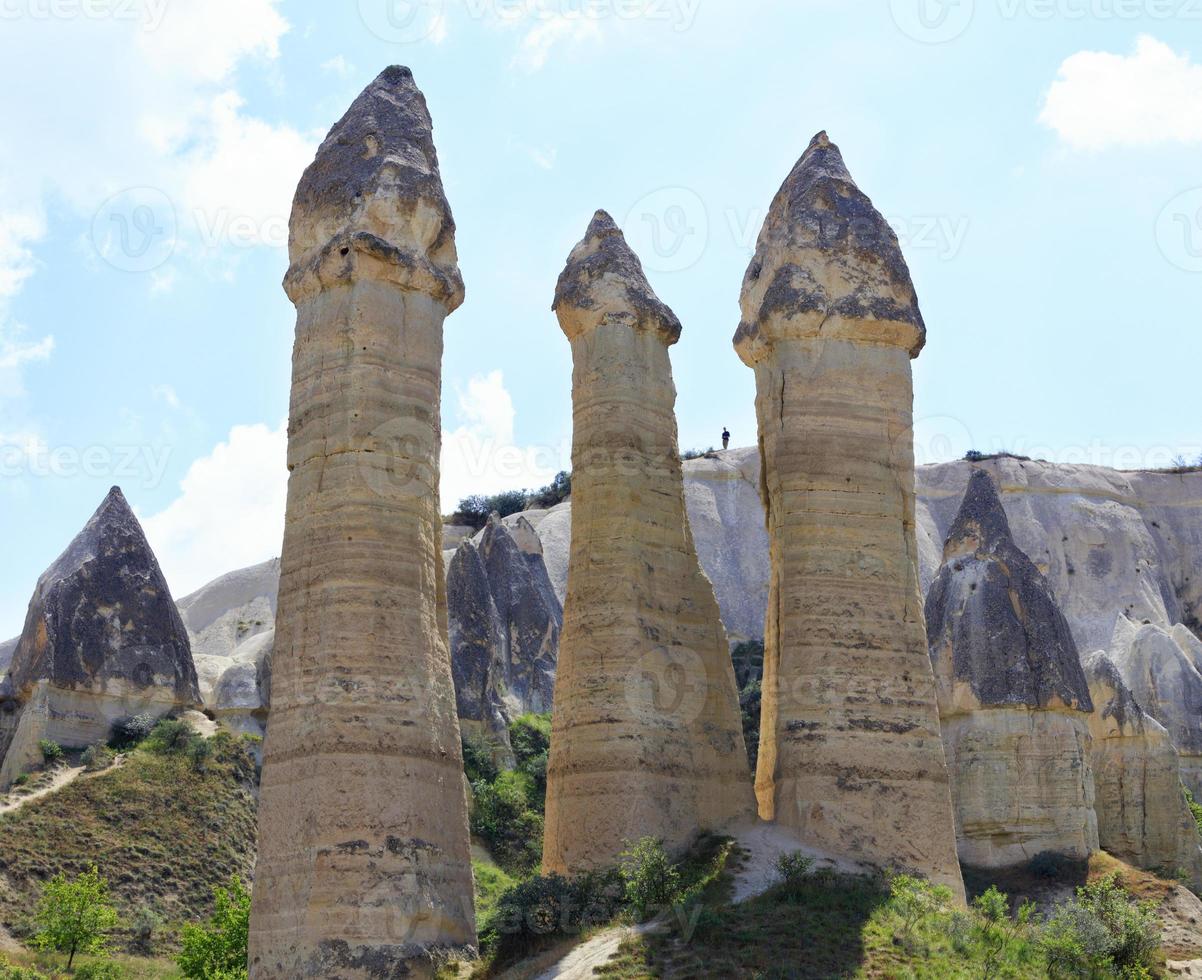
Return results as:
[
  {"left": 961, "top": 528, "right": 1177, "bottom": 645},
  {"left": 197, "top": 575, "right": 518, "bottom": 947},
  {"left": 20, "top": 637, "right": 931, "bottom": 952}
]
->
[{"left": 722, "top": 428, "right": 731, "bottom": 450}]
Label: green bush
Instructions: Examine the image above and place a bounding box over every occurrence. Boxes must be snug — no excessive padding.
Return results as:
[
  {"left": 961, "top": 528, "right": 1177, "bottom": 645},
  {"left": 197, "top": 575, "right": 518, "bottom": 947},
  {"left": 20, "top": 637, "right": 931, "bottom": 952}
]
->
[
  {"left": 470, "top": 771, "right": 544, "bottom": 874},
  {"left": 527, "top": 471, "right": 571, "bottom": 509},
  {"left": 509, "top": 714, "right": 551, "bottom": 812},
  {"left": 81, "top": 744, "right": 115, "bottom": 772},
  {"left": 177, "top": 877, "right": 250, "bottom": 980},
  {"left": 108, "top": 713, "right": 157, "bottom": 749},
  {"left": 37, "top": 740, "right": 63, "bottom": 765},
  {"left": 775, "top": 852, "right": 815, "bottom": 893},
  {"left": 128, "top": 904, "right": 161, "bottom": 955},
  {"left": 72, "top": 962, "right": 125, "bottom": 979},
  {"left": 32, "top": 865, "right": 119, "bottom": 970},
  {"left": 461, "top": 735, "right": 500, "bottom": 786},
  {"left": 482, "top": 870, "right": 623, "bottom": 962},
  {"left": 0, "top": 958, "right": 48, "bottom": 979},
  {"left": 1039, "top": 873, "right": 1159, "bottom": 978},
  {"left": 144, "top": 718, "right": 197, "bottom": 754},
  {"left": 11, "top": 773, "right": 29, "bottom": 788},
  {"left": 887, "top": 874, "right": 954, "bottom": 950},
  {"left": 619, "top": 837, "right": 680, "bottom": 920},
  {"left": 187, "top": 737, "right": 214, "bottom": 771}
]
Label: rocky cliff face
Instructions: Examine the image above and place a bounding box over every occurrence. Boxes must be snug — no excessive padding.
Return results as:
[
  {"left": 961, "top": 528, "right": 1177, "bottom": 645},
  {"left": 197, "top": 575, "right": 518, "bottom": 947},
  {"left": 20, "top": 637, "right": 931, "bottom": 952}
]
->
[
  {"left": 1083, "top": 650, "right": 1202, "bottom": 887},
  {"left": 0, "top": 487, "right": 200, "bottom": 786},
  {"left": 925, "top": 469, "right": 1098, "bottom": 869},
  {"left": 447, "top": 515, "right": 560, "bottom": 754}
]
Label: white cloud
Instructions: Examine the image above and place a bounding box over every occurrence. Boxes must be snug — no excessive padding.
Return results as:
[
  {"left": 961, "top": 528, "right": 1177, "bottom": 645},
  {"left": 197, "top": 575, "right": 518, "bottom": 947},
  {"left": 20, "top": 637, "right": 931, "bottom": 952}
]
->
[
  {"left": 320, "top": 55, "right": 353, "bottom": 77},
  {"left": 440, "top": 371, "right": 565, "bottom": 510},
  {"left": 1040, "top": 36, "right": 1202, "bottom": 150},
  {"left": 140, "top": 421, "right": 288, "bottom": 598},
  {"left": 512, "top": 13, "right": 602, "bottom": 72},
  {"left": 152, "top": 384, "right": 181, "bottom": 410}
]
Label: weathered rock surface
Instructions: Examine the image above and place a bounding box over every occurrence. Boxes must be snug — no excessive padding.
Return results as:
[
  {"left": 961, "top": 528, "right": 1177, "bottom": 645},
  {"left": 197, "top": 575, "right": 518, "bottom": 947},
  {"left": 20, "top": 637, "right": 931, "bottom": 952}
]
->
[
  {"left": 0, "top": 487, "right": 200, "bottom": 786},
  {"left": 926, "top": 469, "right": 1098, "bottom": 868},
  {"left": 1108, "top": 616, "right": 1202, "bottom": 798},
  {"left": 249, "top": 66, "right": 474, "bottom": 979},
  {"left": 733, "top": 132, "right": 963, "bottom": 895},
  {"left": 1083, "top": 651, "right": 1202, "bottom": 888},
  {"left": 543, "top": 211, "right": 754, "bottom": 873},
  {"left": 0, "top": 638, "right": 16, "bottom": 675},
  {"left": 447, "top": 515, "right": 560, "bottom": 753}
]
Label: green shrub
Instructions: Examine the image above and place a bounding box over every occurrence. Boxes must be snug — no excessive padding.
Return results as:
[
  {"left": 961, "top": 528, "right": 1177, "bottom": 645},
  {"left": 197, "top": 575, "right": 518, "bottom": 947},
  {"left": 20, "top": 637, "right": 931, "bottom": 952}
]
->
[
  {"left": 187, "top": 737, "right": 214, "bottom": 771},
  {"left": 461, "top": 735, "right": 499, "bottom": 786},
  {"left": 72, "top": 962, "right": 125, "bottom": 979},
  {"left": 775, "top": 852, "right": 815, "bottom": 893},
  {"left": 619, "top": 837, "right": 680, "bottom": 920},
  {"left": 527, "top": 471, "right": 572, "bottom": 509},
  {"left": 11, "top": 773, "right": 29, "bottom": 788},
  {"left": 128, "top": 903, "right": 161, "bottom": 954},
  {"left": 0, "top": 958, "right": 48, "bottom": 979},
  {"left": 470, "top": 771, "right": 543, "bottom": 874},
  {"left": 887, "top": 874, "right": 953, "bottom": 950},
  {"left": 482, "top": 870, "right": 623, "bottom": 962},
  {"left": 144, "top": 718, "right": 197, "bottom": 754},
  {"left": 1039, "top": 873, "right": 1159, "bottom": 978},
  {"left": 177, "top": 877, "right": 250, "bottom": 980},
  {"left": 509, "top": 714, "right": 551, "bottom": 812},
  {"left": 81, "top": 744, "right": 115, "bottom": 772},
  {"left": 37, "top": 740, "right": 63, "bottom": 765},
  {"left": 1184, "top": 784, "right": 1202, "bottom": 837},
  {"left": 108, "top": 713, "right": 157, "bottom": 749},
  {"left": 32, "top": 865, "right": 119, "bottom": 969}
]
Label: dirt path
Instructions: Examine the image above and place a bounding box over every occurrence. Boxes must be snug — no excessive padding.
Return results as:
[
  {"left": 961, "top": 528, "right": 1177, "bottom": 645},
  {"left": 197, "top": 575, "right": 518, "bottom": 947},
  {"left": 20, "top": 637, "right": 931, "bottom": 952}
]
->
[{"left": 0, "top": 756, "right": 126, "bottom": 817}]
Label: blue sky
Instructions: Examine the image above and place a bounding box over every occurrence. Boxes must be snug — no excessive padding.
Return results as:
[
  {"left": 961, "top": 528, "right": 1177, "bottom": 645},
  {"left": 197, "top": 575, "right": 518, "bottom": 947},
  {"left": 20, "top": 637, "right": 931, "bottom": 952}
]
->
[{"left": 0, "top": 0, "right": 1199, "bottom": 637}]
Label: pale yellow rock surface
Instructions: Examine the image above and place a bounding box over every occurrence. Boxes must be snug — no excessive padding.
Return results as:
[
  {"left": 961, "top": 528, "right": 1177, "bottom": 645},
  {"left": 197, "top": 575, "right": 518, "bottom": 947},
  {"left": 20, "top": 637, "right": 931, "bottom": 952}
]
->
[
  {"left": 1084, "top": 652, "right": 1202, "bottom": 888},
  {"left": 249, "top": 67, "right": 474, "bottom": 979},
  {"left": 542, "top": 211, "right": 755, "bottom": 873},
  {"left": 732, "top": 133, "right": 963, "bottom": 897}
]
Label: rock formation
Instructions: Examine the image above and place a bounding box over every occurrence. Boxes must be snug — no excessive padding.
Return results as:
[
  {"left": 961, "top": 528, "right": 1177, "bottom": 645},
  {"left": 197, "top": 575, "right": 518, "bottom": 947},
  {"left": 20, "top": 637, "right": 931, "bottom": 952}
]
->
[
  {"left": 248, "top": 67, "right": 474, "bottom": 979},
  {"left": 543, "top": 211, "right": 755, "bottom": 873},
  {"left": 1108, "top": 616, "right": 1202, "bottom": 797},
  {"left": 448, "top": 515, "right": 559, "bottom": 755},
  {"left": 1083, "top": 650, "right": 1202, "bottom": 887},
  {"left": 0, "top": 487, "right": 201, "bottom": 787},
  {"left": 925, "top": 469, "right": 1098, "bottom": 868},
  {"left": 732, "top": 132, "right": 962, "bottom": 894}
]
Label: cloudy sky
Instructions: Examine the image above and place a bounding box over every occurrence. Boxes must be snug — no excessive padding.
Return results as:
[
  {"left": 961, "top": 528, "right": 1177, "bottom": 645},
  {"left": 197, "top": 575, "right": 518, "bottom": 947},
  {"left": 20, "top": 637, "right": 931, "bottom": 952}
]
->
[{"left": 0, "top": 0, "right": 1199, "bottom": 636}]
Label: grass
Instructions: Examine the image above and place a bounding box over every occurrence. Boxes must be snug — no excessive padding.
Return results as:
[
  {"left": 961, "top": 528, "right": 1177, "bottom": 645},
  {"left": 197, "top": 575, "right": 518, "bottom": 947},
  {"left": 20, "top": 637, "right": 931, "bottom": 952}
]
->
[
  {"left": 1, "top": 949, "right": 183, "bottom": 978},
  {"left": 471, "top": 858, "right": 517, "bottom": 935},
  {"left": 0, "top": 734, "right": 258, "bottom": 955}
]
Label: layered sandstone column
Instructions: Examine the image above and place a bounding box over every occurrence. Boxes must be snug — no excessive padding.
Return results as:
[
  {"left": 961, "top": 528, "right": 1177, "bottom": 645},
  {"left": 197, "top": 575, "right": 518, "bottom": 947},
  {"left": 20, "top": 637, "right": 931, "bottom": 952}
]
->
[
  {"left": 249, "top": 67, "right": 474, "bottom": 979},
  {"left": 734, "top": 133, "right": 963, "bottom": 896},
  {"left": 544, "top": 212, "right": 755, "bottom": 873}
]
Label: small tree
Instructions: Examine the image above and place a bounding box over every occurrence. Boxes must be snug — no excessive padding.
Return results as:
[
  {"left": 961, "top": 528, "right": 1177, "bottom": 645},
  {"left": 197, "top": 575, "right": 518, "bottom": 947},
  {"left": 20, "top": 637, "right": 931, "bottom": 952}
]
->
[
  {"left": 32, "top": 865, "right": 119, "bottom": 969},
  {"left": 619, "top": 837, "right": 680, "bottom": 920},
  {"left": 177, "top": 877, "right": 251, "bottom": 979}
]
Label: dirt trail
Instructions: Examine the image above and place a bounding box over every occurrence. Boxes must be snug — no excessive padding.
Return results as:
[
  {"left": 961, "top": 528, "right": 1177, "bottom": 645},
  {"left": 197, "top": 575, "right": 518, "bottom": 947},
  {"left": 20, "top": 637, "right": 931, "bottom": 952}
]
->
[{"left": 0, "top": 756, "right": 126, "bottom": 817}]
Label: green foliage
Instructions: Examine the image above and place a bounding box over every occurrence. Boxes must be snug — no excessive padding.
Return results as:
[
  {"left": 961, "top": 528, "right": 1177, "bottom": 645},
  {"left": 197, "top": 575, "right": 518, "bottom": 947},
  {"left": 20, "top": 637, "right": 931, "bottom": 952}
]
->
[
  {"left": 680, "top": 448, "right": 716, "bottom": 461},
  {"left": 108, "top": 714, "right": 157, "bottom": 750},
  {"left": 1184, "top": 784, "right": 1202, "bottom": 837},
  {"left": 619, "top": 838, "right": 680, "bottom": 921},
  {"left": 71, "top": 962, "right": 126, "bottom": 979},
  {"left": 1038, "top": 873, "right": 1160, "bottom": 979},
  {"left": 965, "top": 449, "right": 987, "bottom": 462},
  {"left": 730, "top": 642, "right": 763, "bottom": 771},
  {"left": 12, "top": 773, "right": 30, "bottom": 787},
  {"left": 887, "top": 874, "right": 954, "bottom": 950},
  {"left": 527, "top": 471, "right": 572, "bottom": 509},
  {"left": 0, "top": 959, "right": 47, "bottom": 980},
  {"left": 461, "top": 736, "right": 500, "bottom": 786},
  {"left": 450, "top": 474, "right": 573, "bottom": 528},
  {"left": 775, "top": 852, "right": 815, "bottom": 894},
  {"left": 81, "top": 744, "right": 115, "bottom": 772},
  {"left": 32, "top": 865, "right": 119, "bottom": 969},
  {"left": 143, "top": 718, "right": 196, "bottom": 754},
  {"left": 37, "top": 740, "right": 63, "bottom": 766},
  {"left": 186, "top": 738, "right": 214, "bottom": 772},
  {"left": 128, "top": 904, "right": 161, "bottom": 955},
  {"left": 508, "top": 714, "right": 550, "bottom": 812},
  {"left": 470, "top": 771, "right": 544, "bottom": 875},
  {"left": 472, "top": 859, "right": 517, "bottom": 935},
  {"left": 177, "top": 877, "right": 250, "bottom": 980}
]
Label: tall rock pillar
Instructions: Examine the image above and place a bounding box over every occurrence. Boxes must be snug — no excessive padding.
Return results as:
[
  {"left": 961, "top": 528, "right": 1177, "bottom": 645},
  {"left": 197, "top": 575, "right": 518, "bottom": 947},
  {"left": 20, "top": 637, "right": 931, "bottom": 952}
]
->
[
  {"left": 249, "top": 67, "right": 474, "bottom": 979},
  {"left": 733, "top": 133, "right": 963, "bottom": 895},
  {"left": 543, "top": 212, "right": 755, "bottom": 873}
]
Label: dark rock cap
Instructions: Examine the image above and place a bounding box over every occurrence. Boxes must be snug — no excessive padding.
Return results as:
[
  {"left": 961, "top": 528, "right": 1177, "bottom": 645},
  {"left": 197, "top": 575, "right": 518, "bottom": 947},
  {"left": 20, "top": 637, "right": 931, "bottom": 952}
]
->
[
  {"left": 925, "top": 470, "right": 1092, "bottom": 712},
  {"left": 734, "top": 132, "right": 926, "bottom": 362},
  {"left": 8, "top": 486, "right": 200, "bottom": 704},
  {"left": 553, "top": 210, "right": 682, "bottom": 345},
  {"left": 1082, "top": 650, "right": 1149, "bottom": 735},
  {"left": 285, "top": 65, "right": 463, "bottom": 309}
]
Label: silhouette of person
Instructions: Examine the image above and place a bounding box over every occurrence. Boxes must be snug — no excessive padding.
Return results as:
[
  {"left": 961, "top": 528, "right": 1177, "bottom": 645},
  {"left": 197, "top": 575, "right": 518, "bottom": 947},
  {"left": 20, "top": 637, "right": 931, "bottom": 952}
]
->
[{"left": 722, "top": 427, "right": 730, "bottom": 450}]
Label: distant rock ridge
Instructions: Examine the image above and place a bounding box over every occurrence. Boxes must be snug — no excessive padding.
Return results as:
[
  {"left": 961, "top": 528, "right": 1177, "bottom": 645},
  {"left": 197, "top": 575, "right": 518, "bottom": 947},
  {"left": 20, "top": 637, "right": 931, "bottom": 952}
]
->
[{"left": 0, "top": 487, "right": 199, "bottom": 787}]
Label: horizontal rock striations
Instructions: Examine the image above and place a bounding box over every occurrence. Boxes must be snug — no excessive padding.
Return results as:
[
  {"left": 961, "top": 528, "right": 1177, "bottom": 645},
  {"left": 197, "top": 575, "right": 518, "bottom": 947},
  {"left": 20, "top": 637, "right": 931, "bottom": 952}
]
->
[
  {"left": 1083, "top": 650, "right": 1202, "bottom": 888},
  {"left": 0, "top": 487, "right": 199, "bottom": 787},
  {"left": 734, "top": 133, "right": 962, "bottom": 895},
  {"left": 926, "top": 469, "right": 1098, "bottom": 868},
  {"left": 248, "top": 66, "right": 474, "bottom": 979},
  {"left": 543, "top": 211, "right": 755, "bottom": 873}
]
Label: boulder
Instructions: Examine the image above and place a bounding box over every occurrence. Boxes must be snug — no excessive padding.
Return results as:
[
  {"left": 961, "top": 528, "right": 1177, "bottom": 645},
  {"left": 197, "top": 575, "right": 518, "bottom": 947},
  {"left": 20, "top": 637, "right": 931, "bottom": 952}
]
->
[{"left": 926, "top": 469, "right": 1097, "bottom": 868}]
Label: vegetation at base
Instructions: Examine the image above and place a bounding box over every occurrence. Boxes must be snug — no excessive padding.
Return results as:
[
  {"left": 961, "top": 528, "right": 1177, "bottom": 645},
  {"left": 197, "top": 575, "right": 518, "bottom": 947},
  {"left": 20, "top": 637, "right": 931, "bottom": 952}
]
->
[
  {"left": 466, "top": 713, "right": 551, "bottom": 876},
  {"left": 730, "top": 641, "right": 764, "bottom": 771},
  {"left": 36, "top": 742, "right": 63, "bottom": 767},
  {"left": 0, "top": 730, "right": 258, "bottom": 954},
  {"left": 32, "top": 866, "right": 119, "bottom": 970},
  {"left": 176, "top": 878, "right": 250, "bottom": 980},
  {"left": 448, "top": 471, "right": 572, "bottom": 529},
  {"left": 592, "top": 856, "right": 1163, "bottom": 979},
  {"left": 1185, "top": 785, "right": 1202, "bottom": 838}
]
